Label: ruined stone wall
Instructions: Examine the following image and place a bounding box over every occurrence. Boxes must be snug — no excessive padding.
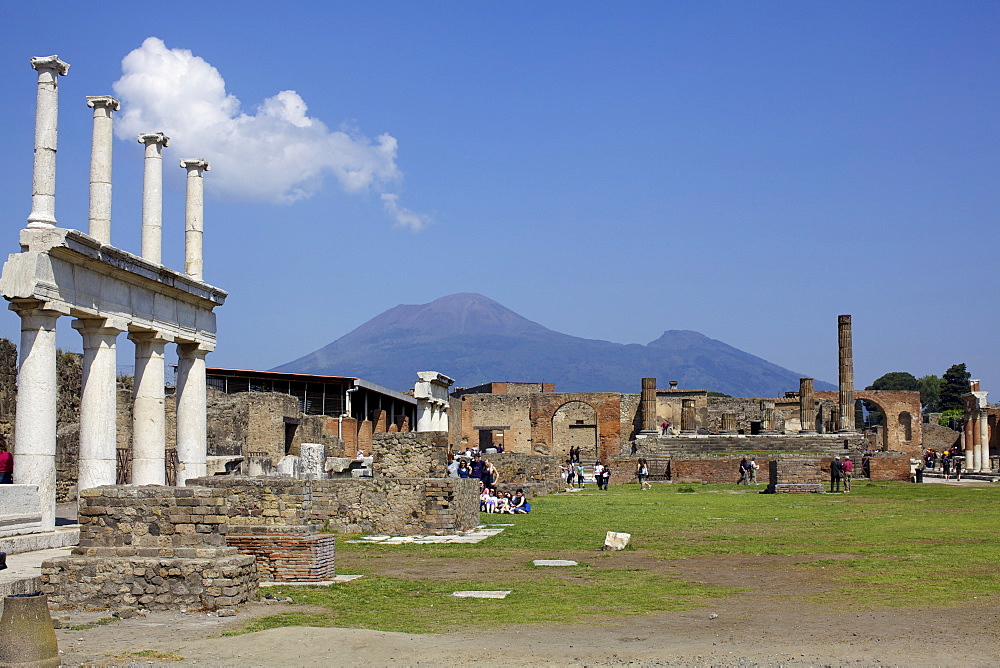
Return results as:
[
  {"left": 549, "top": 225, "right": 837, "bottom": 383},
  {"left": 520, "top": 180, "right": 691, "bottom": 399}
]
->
[
  {"left": 453, "top": 393, "right": 533, "bottom": 453},
  {"left": 921, "top": 421, "right": 960, "bottom": 453},
  {"left": 193, "top": 476, "right": 480, "bottom": 536},
  {"left": 530, "top": 393, "right": 622, "bottom": 461},
  {"left": 480, "top": 452, "right": 562, "bottom": 487},
  {"left": 371, "top": 431, "right": 449, "bottom": 478},
  {"left": 225, "top": 526, "right": 335, "bottom": 582},
  {"left": 705, "top": 397, "right": 790, "bottom": 434},
  {"left": 867, "top": 452, "right": 911, "bottom": 481},
  {"left": 620, "top": 393, "right": 641, "bottom": 446},
  {"left": 816, "top": 390, "right": 923, "bottom": 456}
]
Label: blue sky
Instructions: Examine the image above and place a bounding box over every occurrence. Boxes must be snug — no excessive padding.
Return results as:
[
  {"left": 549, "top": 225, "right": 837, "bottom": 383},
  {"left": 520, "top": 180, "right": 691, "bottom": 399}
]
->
[{"left": 0, "top": 1, "right": 996, "bottom": 392}]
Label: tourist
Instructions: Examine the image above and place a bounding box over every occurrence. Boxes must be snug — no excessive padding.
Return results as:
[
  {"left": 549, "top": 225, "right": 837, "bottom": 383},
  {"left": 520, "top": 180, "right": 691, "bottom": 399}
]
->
[
  {"left": 842, "top": 456, "right": 853, "bottom": 492},
  {"left": 470, "top": 454, "right": 486, "bottom": 482},
  {"left": 511, "top": 489, "right": 529, "bottom": 513},
  {"left": 570, "top": 446, "right": 580, "bottom": 464},
  {"left": 830, "top": 456, "right": 843, "bottom": 492},
  {"left": 600, "top": 463, "right": 612, "bottom": 490},
  {"left": 484, "top": 459, "right": 500, "bottom": 489},
  {"left": 749, "top": 456, "right": 760, "bottom": 485},
  {"left": 661, "top": 421, "right": 671, "bottom": 436},
  {"left": 447, "top": 457, "right": 460, "bottom": 478},
  {"left": 738, "top": 456, "right": 750, "bottom": 485},
  {"left": 495, "top": 491, "right": 512, "bottom": 514},
  {"left": 593, "top": 461, "right": 605, "bottom": 489},
  {"left": 576, "top": 462, "right": 586, "bottom": 488},
  {"left": 637, "top": 458, "right": 651, "bottom": 490},
  {"left": 0, "top": 436, "right": 12, "bottom": 484},
  {"left": 457, "top": 460, "right": 470, "bottom": 478},
  {"left": 954, "top": 456, "right": 963, "bottom": 481},
  {"left": 942, "top": 452, "right": 951, "bottom": 480}
]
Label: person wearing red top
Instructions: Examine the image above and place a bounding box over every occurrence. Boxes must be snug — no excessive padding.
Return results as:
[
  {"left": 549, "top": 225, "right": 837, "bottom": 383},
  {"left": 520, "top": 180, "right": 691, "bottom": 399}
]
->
[{"left": 0, "top": 435, "right": 13, "bottom": 484}]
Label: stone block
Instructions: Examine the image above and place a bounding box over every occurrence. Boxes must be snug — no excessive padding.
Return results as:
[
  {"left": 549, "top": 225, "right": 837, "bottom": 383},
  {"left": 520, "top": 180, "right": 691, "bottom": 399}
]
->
[{"left": 603, "top": 532, "right": 631, "bottom": 551}]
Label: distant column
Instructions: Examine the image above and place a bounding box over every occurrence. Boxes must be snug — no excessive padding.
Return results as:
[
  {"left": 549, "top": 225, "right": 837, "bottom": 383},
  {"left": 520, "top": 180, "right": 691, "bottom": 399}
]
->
[
  {"left": 838, "top": 315, "right": 856, "bottom": 432},
  {"left": 964, "top": 417, "right": 976, "bottom": 471},
  {"left": 799, "top": 378, "right": 816, "bottom": 434},
  {"left": 86, "top": 96, "right": 120, "bottom": 244},
  {"left": 681, "top": 399, "right": 696, "bottom": 434},
  {"left": 761, "top": 401, "right": 777, "bottom": 433},
  {"left": 27, "top": 56, "right": 70, "bottom": 229},
  {"left": 73, "top": 317, "right": 124, "bottom": 490},
  {"left": 640, "top": 378, "right": 658, "bottom": 433},
  {"left": 130, "top": 331, "right": 169, "bottom": 485},
  {"left": 175, "top": 342, "right": 211, "bottom": 485},
  {"left": 138, "top": 133, "right": 169, "bottom": 264},
  {"left": 11, "top": 301, "right": 61, "bottom": 531},
  {"left": 721, "top": 413, "right": 737, "bottom": 434},
  {"left": 979, "top": 411, "right": 990, "bottom": 471},
  {"left": 180, "top": 158, "right": 209, "bottom": 281}
]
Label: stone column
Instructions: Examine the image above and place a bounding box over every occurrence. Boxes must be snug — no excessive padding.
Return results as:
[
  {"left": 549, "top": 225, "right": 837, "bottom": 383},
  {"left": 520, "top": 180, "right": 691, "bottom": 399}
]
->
[
  {"left": 11, "top": 301, "right": 62, "bottom": 531},
  {"left": 27, "top": 56, "right": 70, "bottom": 229},
  {"left": 73, "top": 318, "right": 124, "bottom": 490},
  {"left": 968, "top": 414, "right": 981, "bottom": 472},
  {"left": 681, "top": 399, "right": 696, "bottom": 434},
  {"left": 416, "top": 403, "right": 433, "bottom": 431},
  {"left": 979, "top": 411, "right": 990, "bottom": 471},
  {"left": 175, "top": 342, "right": 210, "bottom": 485},
  {"left": 962, "top": 422, "right": 972, "bottom": 471},
  {"left": 180, "top": 159, "right": 210, "bottom": 281},
  {"left": 721, "top": 412, "right": 737, "bottom": 434},
  {"left": 640, "top": 378, "right": 658, "bottom": 433},
  {"left": 86, "top": 96, "right": 119, "bottom": 244},
  {"left": 837, "top": 315, "right": 856, "bottom": 432},
  {"left": 799, "top": 378, "right": 816, "bottom": 433},
  {"left": 129, "top": 331, "right": 170, "bottom": 485},
  {"left": 761, "top": 401, "right": 776, "bottom": 433},
  {"left": 138, "top": 133, "right": 169, "bottom": 264}
]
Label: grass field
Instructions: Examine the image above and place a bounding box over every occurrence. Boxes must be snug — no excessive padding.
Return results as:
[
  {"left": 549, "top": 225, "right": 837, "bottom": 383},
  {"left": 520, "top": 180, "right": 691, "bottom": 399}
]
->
[{"left": 244, "top": 481, "right": 1000, "bottom": 635}]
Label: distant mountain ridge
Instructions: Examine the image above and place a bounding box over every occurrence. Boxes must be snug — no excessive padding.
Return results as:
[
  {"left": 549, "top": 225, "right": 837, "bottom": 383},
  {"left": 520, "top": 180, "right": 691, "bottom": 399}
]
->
[{"left": 273, "top": 293, "right": 835, "bottom": 396}]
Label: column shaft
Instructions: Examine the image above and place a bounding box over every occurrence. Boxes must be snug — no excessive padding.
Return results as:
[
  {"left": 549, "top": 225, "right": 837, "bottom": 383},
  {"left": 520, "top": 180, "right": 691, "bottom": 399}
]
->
[
  {"left": 13, "top": 303, "right": 60, "bottom": 531},
  {"left": 130, "top": 332, "right": 168, "bottom": 485},
  {"left": 838, "top": 315, "right": 856, "bottom": 431},
  {"left": 979, "top": 413, "right": 990, "bottom": 471},
  {"left": 86, "top": 96, "right": 119, "bottom": 244},
  {"left": 176, "top": 343, "right": 209, "bottom": 485},
  {"left": 181, "top": 159, "right": 209, "bottom": 281},
  {"left": 27, "top": 56, "right": 70, "bottom": 229},
  {"left": 73, "top": 319, "right": 122, "bottom": 490},
  {"left": 640, "top": 377, "right": 658, "bottom": 432},
  {"left": 681, "top": 399, "right": 696, "bottom": 434},
  {"left": 800, "top": 378, "right": 816, "bottom": 433},
  {"left": 139, "top": 133, "right": 168, "bottom": 264}
]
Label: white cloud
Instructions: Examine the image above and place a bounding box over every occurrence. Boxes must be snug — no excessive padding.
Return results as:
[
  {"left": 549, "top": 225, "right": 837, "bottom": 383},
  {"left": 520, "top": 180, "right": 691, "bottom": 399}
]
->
[{"left": 112, "top": 37, "right": 427, "bottom": 229}]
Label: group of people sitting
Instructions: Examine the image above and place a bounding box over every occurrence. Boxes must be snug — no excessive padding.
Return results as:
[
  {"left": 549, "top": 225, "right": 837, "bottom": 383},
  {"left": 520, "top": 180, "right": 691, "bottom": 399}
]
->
[{"left": 480, "top": 485, "right": 530, "bottom": 513}]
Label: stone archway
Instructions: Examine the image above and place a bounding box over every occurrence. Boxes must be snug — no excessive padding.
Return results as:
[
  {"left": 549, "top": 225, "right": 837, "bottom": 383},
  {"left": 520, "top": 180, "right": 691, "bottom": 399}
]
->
[{"left": 552, "top": 401, "right": 599, "bottom": 461}]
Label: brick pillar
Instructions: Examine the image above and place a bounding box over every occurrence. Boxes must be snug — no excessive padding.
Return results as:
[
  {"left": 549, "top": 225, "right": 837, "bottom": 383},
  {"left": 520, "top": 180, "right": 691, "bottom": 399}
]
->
[{"left": 800, "top": 378, "right": 816, "bottom": 434}]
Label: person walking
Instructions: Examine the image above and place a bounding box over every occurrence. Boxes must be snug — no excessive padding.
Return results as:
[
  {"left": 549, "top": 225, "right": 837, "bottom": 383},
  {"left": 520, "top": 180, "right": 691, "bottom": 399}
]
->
[
  {"left": 738, "top": 456, "right": 750, "bottom": 485},
  {"left": 954, "top": 456, "right": 963, "bottom": 481},
  {"left": 576, "top": 462, "right": 586, "bottom": 489},
  {"left": 0, "top": 436, "right": 12, "bottom": 484},
  {"left": 637, "top": 458, "right": 651, "bottom": 490},
  {"left": 942, "top": 453, "right": 951, "bottom": 480},
  {"left": 830, "top": 456, "right": 843, "bottom": 493},
  {"left": 749, "top": 456, "right": 760, "bottom": 485},
  {"left": 842, "top": 456, "right": 853, "bottom": 492}
]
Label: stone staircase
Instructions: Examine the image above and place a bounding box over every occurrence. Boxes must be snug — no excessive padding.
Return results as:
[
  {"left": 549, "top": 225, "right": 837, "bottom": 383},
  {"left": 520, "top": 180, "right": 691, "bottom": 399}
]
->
[{"left": 635, "top": 434, "right": 862, "bottom": 458}]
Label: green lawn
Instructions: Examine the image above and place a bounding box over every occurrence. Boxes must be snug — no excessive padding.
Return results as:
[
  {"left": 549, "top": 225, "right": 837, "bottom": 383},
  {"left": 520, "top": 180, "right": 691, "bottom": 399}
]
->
[{"left": 242, "top": 481, "right": 1000, "bottom": 634}]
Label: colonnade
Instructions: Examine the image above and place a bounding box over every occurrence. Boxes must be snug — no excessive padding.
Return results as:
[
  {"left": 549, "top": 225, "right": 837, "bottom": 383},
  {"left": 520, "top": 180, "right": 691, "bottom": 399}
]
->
[
  {"left": 7, "top": 56, "right": 221, "bottom": 531},
  {"left": 963, "top": 380, "right": 992, "bottom": 472}
]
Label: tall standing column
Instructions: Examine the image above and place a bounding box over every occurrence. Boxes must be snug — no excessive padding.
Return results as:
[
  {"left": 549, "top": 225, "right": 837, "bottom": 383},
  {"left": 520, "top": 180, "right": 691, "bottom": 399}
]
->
[
  {"left": 640, "top": 378, "right": 658, "bottom": 433},
  {"left": 978, "top": 412, "right": 990, "bottom": 472},
  {"left": 11, "top": 301, "right": 61, "bottom": 531},
  {"left": 799, "top": 378, "right": 816, "bottom": 433},
  {"left": 86, "top": 96, "right": 120, "bottom": 244},
  {"left": 129, "top": 331, "right": 169, "bottom": 485},
  {"left": 180, "top": 159, "right": 210, "bottom": 281},
  {"left": 837, "top": 315, "right": 856, "bottom": 432},
  {"left": 681, "top": 399, "right": 696, "bottom": 434},
  {"left": 138, "top": 133, "right": 169, "bottom": 264},
  {"left": 27, "top": 56, "right": 70, "bottom": 229},
  {"left": 965, "top": 416, "right": 976, "bottom": 471},
  {"left": 176, "top": 342, "right": 210, "bottom": 485},
  {"left": 73, "top": 318, "right": 124, "bottom": 490}
]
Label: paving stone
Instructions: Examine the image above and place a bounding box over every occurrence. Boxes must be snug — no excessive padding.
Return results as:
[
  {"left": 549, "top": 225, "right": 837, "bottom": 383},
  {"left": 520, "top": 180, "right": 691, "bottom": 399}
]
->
[
  {"left": 533, "top": 559, "right": 578, "bottom": 566},
  {"left": 452, "top": 590, "right": 511, "bottom": 599}
]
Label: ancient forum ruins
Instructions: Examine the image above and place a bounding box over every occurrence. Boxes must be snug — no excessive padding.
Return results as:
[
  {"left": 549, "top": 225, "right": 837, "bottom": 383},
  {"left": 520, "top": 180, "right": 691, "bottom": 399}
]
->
[{"left": 0, "top": 56, "right": 225, "bottom": 531}]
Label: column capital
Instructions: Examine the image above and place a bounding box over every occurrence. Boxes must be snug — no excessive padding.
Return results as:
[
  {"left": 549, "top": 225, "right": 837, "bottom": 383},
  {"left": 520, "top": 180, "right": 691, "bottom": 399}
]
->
[
  {"left": 138, "top": 132, "right": 169, "bottom": 147},
  {"left": 7, "top": 299, "right": 68, "bottom": 319},
  {"left": 31, "top": 55, "right": 70, "bottom": 76},
  {"left": 176, "top": 341, "right": 214, "bottom": 357},
  {"left": 127, "top": 329, "right": 173, "bottom": 345},
  {"left": 86, "top": 95, "right": 120, "bottom": 111},
  {"left": 180, "top": 158, "right": 210, "bottom": 172},
  {"left": 72, "top": 316, "right": 127, "bottom": 336}
]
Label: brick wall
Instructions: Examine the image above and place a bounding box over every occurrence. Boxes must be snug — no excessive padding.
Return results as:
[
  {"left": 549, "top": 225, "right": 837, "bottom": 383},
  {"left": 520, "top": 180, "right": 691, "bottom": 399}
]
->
[
  {"left": 226, "top": 526, "right": 335, "bottom": 582},
  {"left": 867, "top": 452, "right": 911, "bottom": 481},
  {"left": 767, "top": 457, "right": 826, "bottom": 493}
]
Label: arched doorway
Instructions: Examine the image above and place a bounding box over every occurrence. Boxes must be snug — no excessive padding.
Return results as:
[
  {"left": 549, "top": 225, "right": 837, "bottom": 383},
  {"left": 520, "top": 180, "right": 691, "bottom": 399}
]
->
[{"left": 552, "top": 401, "right": 599, "bottom": 461}]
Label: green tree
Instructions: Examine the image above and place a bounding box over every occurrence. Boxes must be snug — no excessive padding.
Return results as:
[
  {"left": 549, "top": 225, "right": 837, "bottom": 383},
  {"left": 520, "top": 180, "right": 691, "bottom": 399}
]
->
[
  {"left": 863, "top": 372, "right": 920, "bottom": 425},
  {"left": 918, "top": 375, "right": 942, "bottom": 412},
  {"left": 939, "top": 363, "right": 971, "bottom": 412}
]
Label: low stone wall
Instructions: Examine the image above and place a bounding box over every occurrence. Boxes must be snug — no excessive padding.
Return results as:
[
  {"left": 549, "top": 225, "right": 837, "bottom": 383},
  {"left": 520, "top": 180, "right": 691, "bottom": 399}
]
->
[
  {"left": 373, "top": 431, "right": 449, "bottom": 478},
  {"left": 767, "top": 457, "right": 825, "bottom": 493},
  {"left": 41, "top": 486, "right": 257, "bottom": 612},
  {"left": 0, "top": 485, "right": 43, "bottom": 538},
  {"left": 867, "top": 452, "right": 911, "bottom": 481},
  {"left": 193, "top": 476, "right": 480, "bottom": 536}
]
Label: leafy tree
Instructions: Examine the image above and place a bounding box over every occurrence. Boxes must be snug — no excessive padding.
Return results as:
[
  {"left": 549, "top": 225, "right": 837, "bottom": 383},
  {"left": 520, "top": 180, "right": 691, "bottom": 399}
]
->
[
  {"left": 707, "top": 391, "right": 731, "bottom": 398},
  {"left": 918, "top": 375, "right": 942, "bottom": 413},
  {"left": 938, "top": 408, "right": 963, "bottom": 428},
  {"left": 939, "top": 363, "right": 971, "bottom": 412}
]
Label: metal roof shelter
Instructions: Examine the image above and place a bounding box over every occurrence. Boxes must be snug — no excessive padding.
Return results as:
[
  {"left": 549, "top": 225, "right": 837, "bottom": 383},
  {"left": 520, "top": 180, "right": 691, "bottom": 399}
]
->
[{"left": 204, "top": 367, "right": 417, "bottom": 425}]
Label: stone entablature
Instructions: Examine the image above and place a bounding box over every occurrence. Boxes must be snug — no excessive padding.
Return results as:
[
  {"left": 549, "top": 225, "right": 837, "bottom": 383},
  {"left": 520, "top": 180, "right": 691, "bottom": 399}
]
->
[{"left": 414, "top": 371, "right": 454, "bottom": 432}]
